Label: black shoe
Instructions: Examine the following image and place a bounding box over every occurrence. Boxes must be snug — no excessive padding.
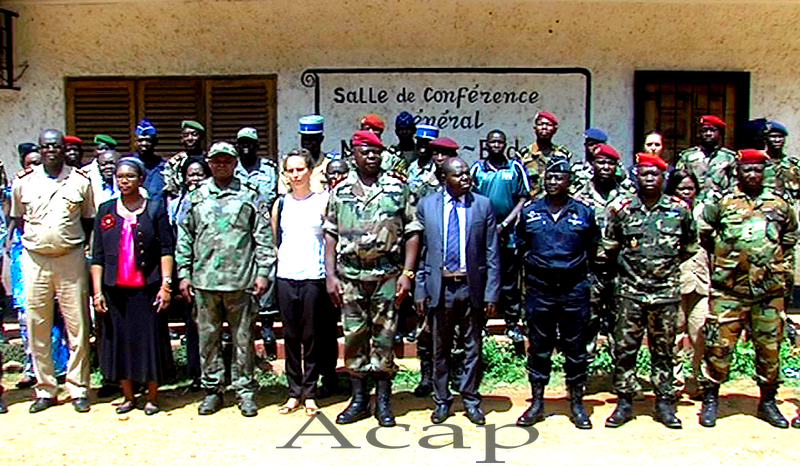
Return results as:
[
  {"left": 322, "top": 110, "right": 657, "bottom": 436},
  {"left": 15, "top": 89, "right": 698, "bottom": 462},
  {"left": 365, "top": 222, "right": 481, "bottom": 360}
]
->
[
  {"left": 16, "top": 376, "right": 36, "bottom": 389},
  {"left": 115, "top": 399, "right": 136, "bottom": 414},
  {"left": 516, "top": 383, "right": 545, "bottom": 426},
  {"left": 318, "top": 374, "right": 339, "bottom": 399},
  {"left": 261, "top": 326, "right": 276, "bottom": 345},
  {"left": 699, "top": 385, "right": 719, "bottom": 428},
  {"left": 504, "top": 324, "right": 525, "bottom": 343},
  {"left": 405, "top": 327, "right": 419, "bottom": 343},
  {"left": 567, "top": 384, "right": 592, "bottom": 430},
  {"left": 374, "top": 378, "right": 396, "bottom": 427},
  {"left": 198, "top": 393, "right": 223, "bottom": 416},
  {"left": 756, "top": 385, "right": 789, "bottom": 429},
  {"left": 56, "top": 375, "right": 66, "bottom": 385},
  {"left": 169, "top": 328, "right": 179, "bottom": 340},
  {"left": 0, "top": 396, "right": 7, "bottom": 414},
  {"left": 72, "top": 397, "right": 91, "bottom": 413},
  {"left": 96, "top": 384, "right": 120, "bottom": 399},
  {"left": 653, "top": 396, "right": 682, "bottom": 429},
  {"left": 29, "top": 397, "right": 57, "bottom": 414},
  {"left": 414, "top": 360, "right": 433, "bottom": 398},
  {"left": 336, "top": 377, "right": 371, "bottom": 425},
  {"left": 431, "top": 403, "right": 451, "bottom": 424},
  {"left": 605, "top": 395, "right": 634, "bottom": 428},
  {"left": 465, "top": 406, "right": 486, "bottom": 426},
  {"left": 238, "top": 398, "right": 258, "bottom": 417},
  {"left": 792, "top": 415, "right": 800, "bottom": 429}
]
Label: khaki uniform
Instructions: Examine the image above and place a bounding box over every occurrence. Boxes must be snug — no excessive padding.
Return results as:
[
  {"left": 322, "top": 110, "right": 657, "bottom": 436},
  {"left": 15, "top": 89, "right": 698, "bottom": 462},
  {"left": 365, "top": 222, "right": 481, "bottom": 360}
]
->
[{"left": 11, "top": 164, "right": 95, "bottom": 399}]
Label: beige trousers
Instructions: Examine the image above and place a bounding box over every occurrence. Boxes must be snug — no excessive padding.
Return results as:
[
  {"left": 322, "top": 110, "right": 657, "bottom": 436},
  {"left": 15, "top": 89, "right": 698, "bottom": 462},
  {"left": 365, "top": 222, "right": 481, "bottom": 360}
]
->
[
  {"left": 23, "top": 247, "right": 90, "bottom": 399},
  {"left": 674, "top": 291, "right": 709, "bottom": 389}
]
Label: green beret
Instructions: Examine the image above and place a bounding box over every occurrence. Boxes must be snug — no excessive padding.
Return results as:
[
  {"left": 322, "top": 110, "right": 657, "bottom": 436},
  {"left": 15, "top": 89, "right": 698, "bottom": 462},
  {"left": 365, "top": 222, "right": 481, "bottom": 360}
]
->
[
  {"left": 94, "top": 134, "right": 118, "bottom": 147},
  {"left": 181, "top": 120, "right": 205, "bottom": 133}
]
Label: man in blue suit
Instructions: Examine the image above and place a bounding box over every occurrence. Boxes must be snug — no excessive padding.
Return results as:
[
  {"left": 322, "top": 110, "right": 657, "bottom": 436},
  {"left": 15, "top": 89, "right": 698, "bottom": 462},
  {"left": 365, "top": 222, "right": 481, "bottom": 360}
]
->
[{"left": 415, "top": 157, "right": 501, "bottom": 426}]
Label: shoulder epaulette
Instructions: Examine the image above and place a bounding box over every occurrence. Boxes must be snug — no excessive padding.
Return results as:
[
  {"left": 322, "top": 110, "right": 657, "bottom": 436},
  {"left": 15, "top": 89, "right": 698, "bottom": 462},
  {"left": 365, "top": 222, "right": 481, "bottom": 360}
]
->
[
  {"left": 670, "top": 195, "right": 690, "bottom": 210},
  {"left": 608, "top": 196, "right": 633, "bottom": 214},
  {"left": 16, "top": 167, "right": 33, "bottom": 179},
  {"left": 73, "top": 167, "right": 90, "bottom": 179},
  {"left": 262, "top": 158, "right": 277, "bottom": 168},
  {"left": 384, "top": 171, "right": 407, "bottom": 184}
]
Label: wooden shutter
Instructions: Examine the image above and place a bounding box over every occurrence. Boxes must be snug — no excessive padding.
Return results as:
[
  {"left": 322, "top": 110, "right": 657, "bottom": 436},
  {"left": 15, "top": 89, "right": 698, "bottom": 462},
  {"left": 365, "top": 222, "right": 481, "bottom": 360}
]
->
[
  {"left": 138, "top": 78, "right": 203, "bottom": 157},
  {"left": 205, "top": 77, "right": 277, "bottom": 159},
  {"left": 65, "top": 79, "right": 135, "bottom": 156}
]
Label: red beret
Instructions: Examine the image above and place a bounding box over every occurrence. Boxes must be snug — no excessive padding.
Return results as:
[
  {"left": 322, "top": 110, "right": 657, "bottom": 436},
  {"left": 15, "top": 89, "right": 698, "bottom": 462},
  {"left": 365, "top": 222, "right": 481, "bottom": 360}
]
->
[
  {"left": 593, "top": 143, "right": 620, "bottom": 160},
  {"left": 699, "top": 115, "right": 726, "bottom": 129},
  {"left": 535, "top": 111, "right": 558, "bottom": 126},
  {"left": 636, "top": 153, "right": 668, "bottom": 170},
  {"left": 736, "top": 149, "right": 768, "bottom": 164},
  {"left": 351, "top": 130, "right": 384, "bottom": 149},
  {"left": 360, "top": 114, "right": 385, "bottom": 131},
  {"left": 64, "top": 135, "right": 83, "bottom": 145},
  {"left": 429, "top": 137, "right": 459, "bottom": 151}
]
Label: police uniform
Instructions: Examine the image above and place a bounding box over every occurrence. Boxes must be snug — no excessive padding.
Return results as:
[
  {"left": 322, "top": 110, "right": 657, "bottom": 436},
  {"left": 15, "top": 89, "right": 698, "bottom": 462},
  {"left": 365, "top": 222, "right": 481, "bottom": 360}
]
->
[{"left": 11, "top": 164, "right": 95, "bottom": 401}]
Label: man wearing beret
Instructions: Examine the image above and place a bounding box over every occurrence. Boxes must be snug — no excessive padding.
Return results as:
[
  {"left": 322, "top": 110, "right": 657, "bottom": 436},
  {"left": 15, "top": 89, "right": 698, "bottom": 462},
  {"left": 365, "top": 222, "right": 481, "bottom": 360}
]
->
[
  {"left": 359, "top": 114, "right": 409, "bottom": 178},
  {"left": 520, "top": 111, "right": 572, "bottom": 198},
  {"left": 279, "top": 115, "right": 333, "bottom": 194},
  {"left": 129, "top": 118, "right": 166, "bottom": 202},
  {"left": 176, "top": 141, "right": 273, "bottom": 417},
  {"left": 676, "top": 115, "right": 737, "bottom": 200},
  {"left": 324, "top": 130, "right": 421, "bottom": 427},
  {"left": 391, "top": 111, "right": 417, "bottom": 165},
  {"left": 164, "top": 120, "right": 206, "bottom": 198},
  {"left": 572, "top": 143, "right": 636, "bottom": 359},
  {"left": 696, "top": 149, "right": 797, "bottom": 429},
  {"left": 515, "top": 157, "right": 599, "bottom": 430},
  {"left": 64, "top": 136, "right": 84, "bottom": 168},
  {"left": 601, "top": 153, "right": 697, "bottom": 429},
  {"left": 570, "top": 129, "right": 634, "bottom": 195}
]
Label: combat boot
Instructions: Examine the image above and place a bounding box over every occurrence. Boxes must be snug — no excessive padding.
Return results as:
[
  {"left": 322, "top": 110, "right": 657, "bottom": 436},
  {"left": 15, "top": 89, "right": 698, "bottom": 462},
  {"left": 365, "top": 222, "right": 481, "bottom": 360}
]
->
[
  {"left": 756, "top": 385, "right": 789, "bottom": 429},
  {"left": 198, "top": 390, "right": 223, "bottom": 416},
  {"left": 653, "top": 395, "right": 682, "bottom": 429},
  {"left": 605, "top": 394, "right": 634, "bottom": 428},
  {"left": 791, "top": 414, "right": 800, "bottom": 429},
  {"left": 414, "top": 360, "right": 433, "bottom": 397},
  {"left": 699, "top": 384, "right": 719, "bottom": 427},
  {"left": 567, "top": 384, "right": 592, "bottom": 429},
  {"left": 516, "top": 382, "right": 545, "bottom": 426},
  {"left": 374, "top": 377, "right": 396, "bottom": 427},
  {"left": 336, "top": 377, "right": 371, "bottom": 425}
]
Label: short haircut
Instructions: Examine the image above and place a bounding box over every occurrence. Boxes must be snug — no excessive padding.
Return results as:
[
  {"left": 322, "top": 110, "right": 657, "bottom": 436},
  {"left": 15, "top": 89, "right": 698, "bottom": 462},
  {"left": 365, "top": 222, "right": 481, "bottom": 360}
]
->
[
  {"left": 181, "top": 156, "right": 211, "bottom": 182},
  {"left": 440, "top": 157, "right": 467, "bottom": 176},
  {"left": 664, "top": 169, "right": 699, "bottom": 196}
]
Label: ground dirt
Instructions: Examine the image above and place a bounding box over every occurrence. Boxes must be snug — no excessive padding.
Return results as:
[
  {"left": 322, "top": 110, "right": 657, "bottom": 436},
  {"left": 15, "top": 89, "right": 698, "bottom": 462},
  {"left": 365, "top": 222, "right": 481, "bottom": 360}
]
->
[{"left": 1, "top": 362, "right": 798, "bottom": 466}]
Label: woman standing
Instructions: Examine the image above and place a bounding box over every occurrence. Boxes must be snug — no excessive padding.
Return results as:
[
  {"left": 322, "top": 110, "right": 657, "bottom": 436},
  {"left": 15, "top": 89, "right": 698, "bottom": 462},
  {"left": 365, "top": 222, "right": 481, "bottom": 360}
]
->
[
  {"left": 665, "top": 169, "right": 708, "bottom": 398},
  {"left": 274, "top": 149, "right": 329, "bottom": 416},
  {"left": 91, "top": 157, "right": 175, "bottom": 415}
]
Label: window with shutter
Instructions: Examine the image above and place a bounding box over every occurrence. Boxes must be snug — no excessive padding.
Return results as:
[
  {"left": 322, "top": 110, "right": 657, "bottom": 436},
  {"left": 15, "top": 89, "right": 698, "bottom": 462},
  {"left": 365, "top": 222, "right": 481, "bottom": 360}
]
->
[
  {"left": 205, "top": 77, "right": 277, "bottom": 158},
  {"left": 65, "top": 79, "right": 135, "bottom": 160},
  {"left": 138, "top": 78, "right": 203, "bottom": 156}
]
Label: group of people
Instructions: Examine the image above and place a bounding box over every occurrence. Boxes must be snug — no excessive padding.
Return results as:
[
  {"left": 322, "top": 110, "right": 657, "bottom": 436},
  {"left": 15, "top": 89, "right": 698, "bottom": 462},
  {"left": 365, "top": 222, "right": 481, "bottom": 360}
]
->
[{"left": 1, "top": 108, "right": 799, "bottom": 433}]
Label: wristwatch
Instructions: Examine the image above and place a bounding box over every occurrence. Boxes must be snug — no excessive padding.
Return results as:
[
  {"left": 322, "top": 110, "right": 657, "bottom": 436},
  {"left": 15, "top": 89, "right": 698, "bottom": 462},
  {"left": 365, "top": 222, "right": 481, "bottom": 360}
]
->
[{"left": 402, "top": 269, "right": 416, "bottom": 280}]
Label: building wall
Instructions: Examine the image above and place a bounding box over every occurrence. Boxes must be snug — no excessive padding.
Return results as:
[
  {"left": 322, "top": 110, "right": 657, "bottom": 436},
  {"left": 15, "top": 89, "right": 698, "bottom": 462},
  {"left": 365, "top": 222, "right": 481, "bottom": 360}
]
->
[{"left": 1, "top": 0, "right": 799, "bottom": 172}]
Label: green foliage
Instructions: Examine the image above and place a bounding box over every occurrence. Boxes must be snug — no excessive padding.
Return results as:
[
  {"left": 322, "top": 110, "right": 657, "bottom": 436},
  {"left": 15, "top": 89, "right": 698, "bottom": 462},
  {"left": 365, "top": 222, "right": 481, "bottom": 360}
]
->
[{"left": 480, "top": 336, "right": 528, "bottom": 389}]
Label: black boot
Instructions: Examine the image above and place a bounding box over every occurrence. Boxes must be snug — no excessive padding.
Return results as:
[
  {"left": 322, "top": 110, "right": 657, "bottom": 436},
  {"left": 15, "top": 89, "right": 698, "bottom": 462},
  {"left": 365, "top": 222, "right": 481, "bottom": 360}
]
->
[
  {"left": 374, "top": 378, "right": 396, "bottom": 427},
  {"left": 792, "top": 414, "right": 800, "bottom": 429},
  {"left": 336, "top": 377, "right": 371, "bottom": 425},
  {"left": 653, "top": 395, "right": 682, "bottom": 429},
  {"left": 756, "top": 385, "right": 789, "bottom": 429},
  {"left": 567, "top": 384, "right": 592, "bottom": 429},
  {"left": 516, "top": 382, "right": 545, "bottom": 426},
  {"left": 414, "top": 360, "right": 433, "bottom": 397},
  {"left": 605, "top": 394, "right": 634, "bottom": 428},
  {"left": 699, "top": 385, "right": 719, "bottom": 428}
]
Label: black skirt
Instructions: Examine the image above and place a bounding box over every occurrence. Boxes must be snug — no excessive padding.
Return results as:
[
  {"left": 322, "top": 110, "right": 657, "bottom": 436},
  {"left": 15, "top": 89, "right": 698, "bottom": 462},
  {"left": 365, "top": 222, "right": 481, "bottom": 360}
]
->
[{"left": 99, "top": 283, "right": 174, "bottom": 383}]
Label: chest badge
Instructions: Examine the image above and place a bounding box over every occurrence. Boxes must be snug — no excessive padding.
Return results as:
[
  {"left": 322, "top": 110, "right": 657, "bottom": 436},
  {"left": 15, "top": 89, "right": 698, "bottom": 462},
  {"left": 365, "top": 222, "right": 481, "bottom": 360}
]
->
[{"left": 630, "top": 238, "right": 638, "bottom": 249}]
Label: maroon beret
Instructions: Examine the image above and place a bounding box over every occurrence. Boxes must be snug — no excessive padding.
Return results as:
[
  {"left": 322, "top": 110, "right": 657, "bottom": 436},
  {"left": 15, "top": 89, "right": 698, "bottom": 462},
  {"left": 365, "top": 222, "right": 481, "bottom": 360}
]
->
[
  {"left": 535, "top": 111, "right": 558, "bottom": 126},
  {"left": 351, "top": 130, "right": 384, "bottom": 149},
  {"left": 736, "top": 149, "right": 768, "bottom": 164},
  {"left": 636, "top": 153, "right": 668, "bottom": 170},
  {"left": 699, "top": 115, "right": 726, "bottom": 129},
  {"left": 359, "top": 114, "right": 385, "bottom": 131},
  {"left": 64, "top": 135, "right": 83, "bottom": 145},
  {"left": 593, "top": 143, "right": 620, "bottom": 160},
  {"left": 429, "top": 137, "right": 459, "bottom": 151}
]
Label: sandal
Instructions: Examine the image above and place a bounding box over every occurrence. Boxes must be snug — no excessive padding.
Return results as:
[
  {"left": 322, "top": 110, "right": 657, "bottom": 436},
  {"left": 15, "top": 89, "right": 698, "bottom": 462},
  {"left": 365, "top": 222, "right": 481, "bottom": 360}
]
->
[
  {"left": 115, "top": 399, "right": 136, "bottom": 415},
  {"left": 143, "top": 401, "right": 160, "bottom": 416},
  {"left": 304, "top": 400, "right": 319, "bottom": 417},
  {"left": 278, "top": 399, "right": 301, "bottom": 415}
]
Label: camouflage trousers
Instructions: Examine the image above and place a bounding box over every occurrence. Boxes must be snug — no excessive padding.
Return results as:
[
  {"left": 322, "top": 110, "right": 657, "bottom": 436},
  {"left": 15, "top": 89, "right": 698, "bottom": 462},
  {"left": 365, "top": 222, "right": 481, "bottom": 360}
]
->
[
  {"left": 700, "top": 292, "right": 784, "bottom": 387},
  {"left": 613, "top": 297, "right": 677, "bottom": 398},
  {"left": 195, "top": 289, "right": 258, "bottom": 398},
  {"left": 341, "top": 277, "right": 398, "bottom": 377}
]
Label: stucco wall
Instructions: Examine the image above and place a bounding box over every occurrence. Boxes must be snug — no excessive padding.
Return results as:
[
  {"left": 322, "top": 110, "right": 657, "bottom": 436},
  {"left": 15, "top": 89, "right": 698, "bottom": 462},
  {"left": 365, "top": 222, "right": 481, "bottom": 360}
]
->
[{"left": 1, "top": 0, "right": 799, "bottom": 172}]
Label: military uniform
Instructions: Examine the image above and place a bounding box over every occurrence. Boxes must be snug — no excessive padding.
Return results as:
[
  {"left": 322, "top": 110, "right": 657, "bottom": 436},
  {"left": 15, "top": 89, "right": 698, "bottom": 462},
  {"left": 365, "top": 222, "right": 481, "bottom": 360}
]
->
[
  {"left": 162, "top": 151, "right": 190, "bottom": 199},
  {"left": 570, "top": 160, "right": 635, "bottom": 196},
  {"left": 602, "top": 193, "right": 697, "bottom": 399},
  {"left": 175, "top": 177, "right": 274, "bottom": 399},
  {"left": 381, "top": 147, "right": 409, "bottom": 178},
  {"left": 519, "top": 142, "right": 572, "bottom": 198},
  {"left": 323, "top": 172, "right": 422, "bottom": 376},
  {"left": 675, "top": 146, "right": 737, "bottom": 199},
  {"left": 11, "top": 164, "right": 95, "bottom": 400},
  {"left": 763, "top": 153, "right": 800, "bottom": 303},
  {"left": 697, "top": 186, "right": 797, "bottom": 388}
]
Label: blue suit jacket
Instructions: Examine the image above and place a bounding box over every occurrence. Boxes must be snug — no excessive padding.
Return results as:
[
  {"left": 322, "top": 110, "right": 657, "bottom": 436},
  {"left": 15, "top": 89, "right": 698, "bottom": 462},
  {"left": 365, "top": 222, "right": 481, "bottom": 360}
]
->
[{"left": 414, "top": 190, "right": 500, "bottom": 309}]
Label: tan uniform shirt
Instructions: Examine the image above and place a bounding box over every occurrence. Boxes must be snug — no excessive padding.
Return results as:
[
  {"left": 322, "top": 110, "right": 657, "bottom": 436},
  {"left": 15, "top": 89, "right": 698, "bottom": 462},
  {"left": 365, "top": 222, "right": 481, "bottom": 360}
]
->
[{"left": 11, "top": 164, "right": 95, "bottom": 255}]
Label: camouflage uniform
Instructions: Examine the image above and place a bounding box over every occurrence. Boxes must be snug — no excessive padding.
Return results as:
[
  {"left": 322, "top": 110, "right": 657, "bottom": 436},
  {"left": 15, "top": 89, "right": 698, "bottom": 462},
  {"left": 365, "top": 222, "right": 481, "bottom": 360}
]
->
[
  {"left": 602, "top": 193, "right": 697, "bottom": 397},
  {"left": 175, "top": 178, "right": 274, "bottom": 398},
  {"left": 519, "top": 142, "right": 572, "bottom": 198},
  {"left": 381, "top": 147, "right": 410, "bottom": 179},
  {"left": 162, "top": 151, "right": 189, "bottom": 198},
  {"left": 697, "top": 186, "right": 798, "bottom": 388},
  {"left": 323, "top": 172, "right": 422, "bottom": 377},
  {"left": 569, "top": 160, "right": 634, "bottom": 196},
  {"left": 675, "top": 146, "right": 737, "bottom": 200},
  {"left": 408, "top": 158, "right": 441, "bottom": 206},
  {"left": 762, "top": 153, "right": 800, "bottom": 303}
]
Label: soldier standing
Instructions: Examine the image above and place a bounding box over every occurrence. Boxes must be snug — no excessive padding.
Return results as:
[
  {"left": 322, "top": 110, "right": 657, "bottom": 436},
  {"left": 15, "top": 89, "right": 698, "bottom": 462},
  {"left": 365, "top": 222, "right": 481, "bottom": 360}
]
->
[
  {"left": 602, "top": 153, "right": 697, "bottom": 429},
  {"left": 324, "top": 130, "right": 421, "bottom": 427},
  {"left": 176, "top": 141, "right": 273, "bottom": 417},
  {"left": 519, "top": 111, "right": 572, "bottom": 198},
  {"left": 164, "top": 120, "right": 206, "bottom": 199},
  {"left": 697, "top": 149, "right": 797, "bottom": 429},
  {"left": 675, "top": 115, "right": 737, "bottom": 199}
]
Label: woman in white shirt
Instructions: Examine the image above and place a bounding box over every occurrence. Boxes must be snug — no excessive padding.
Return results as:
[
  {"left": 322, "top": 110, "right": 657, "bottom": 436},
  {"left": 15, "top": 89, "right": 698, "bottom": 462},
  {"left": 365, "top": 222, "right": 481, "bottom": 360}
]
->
[{"left": 273, "top": 149, "right": 329, "bottom": 416}]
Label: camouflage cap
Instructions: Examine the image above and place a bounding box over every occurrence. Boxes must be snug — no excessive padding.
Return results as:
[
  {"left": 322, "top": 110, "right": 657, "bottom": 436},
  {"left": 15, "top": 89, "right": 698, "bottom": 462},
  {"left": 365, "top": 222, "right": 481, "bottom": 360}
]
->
[{"left": 208, "top": 141, "right": 238, "bottom": 158}]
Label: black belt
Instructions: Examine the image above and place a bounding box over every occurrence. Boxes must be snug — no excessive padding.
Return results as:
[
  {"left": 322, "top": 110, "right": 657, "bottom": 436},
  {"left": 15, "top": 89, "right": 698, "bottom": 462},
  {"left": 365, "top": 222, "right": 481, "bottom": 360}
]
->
[{"left": 442, "top": 275, "right": 467, "bottom": 283}]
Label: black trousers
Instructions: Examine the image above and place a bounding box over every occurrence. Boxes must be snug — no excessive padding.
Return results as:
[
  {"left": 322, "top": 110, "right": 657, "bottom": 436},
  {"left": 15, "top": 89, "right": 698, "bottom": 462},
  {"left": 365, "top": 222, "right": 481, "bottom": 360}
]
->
[
  {"left": 431, "top": 277, "right": 482, "bottom": 408},
  {"left": 277, "top": 278, "right": 326, "bottom": 398},
  {"left": 524, "top": 278, "right": 590, "bottom": 386},
  {"left": 499, "top": 233, "right": 521, "bottom": 324}
]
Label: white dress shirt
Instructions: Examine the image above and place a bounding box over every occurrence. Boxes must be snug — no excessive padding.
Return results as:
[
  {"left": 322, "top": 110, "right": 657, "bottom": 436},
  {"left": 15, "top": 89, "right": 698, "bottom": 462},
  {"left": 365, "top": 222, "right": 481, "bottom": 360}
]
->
[{"left": 443, "top": 191, "right": 467, "bottom": 275}]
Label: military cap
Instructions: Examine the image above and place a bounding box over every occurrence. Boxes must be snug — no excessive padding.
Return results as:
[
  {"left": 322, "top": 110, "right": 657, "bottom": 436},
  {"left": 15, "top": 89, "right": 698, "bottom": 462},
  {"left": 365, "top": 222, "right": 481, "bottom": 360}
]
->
[
  {"left": 429, "top": 137, "right": 459, "bottom": 151},
  {"left": 208, "top": 141, "right": 238, "bottom": 158},
  {"left": 351, "top": 130, "right": 384, "bottom": 149},
  {"left": 64, "top": 135, "right": 83, "bottom": 146},
  {"left": 584, "top": 127, "right": 608, "bottom": 143},
  {"left": 299, "top": 115, "right": 324, "bottom": 134},
  {"left": 237, "top": 127, "right": 258, "bottom": 141},
  {"left": 636, "top": 152, "right": 668, "bottom": 170},
  {"left": 396, "top": 111, "right": 415, "bottom": 129},
  {"left": 736, "top": 148, "right": 769, "bottom": 164},
  {"left": 18, "top": 143, "right": 38, "bottom": 156},
  {"left": 181, "top": 120, "right": 205, "bottom": 133},
  {"left": 593, "top": 143, "right": 620, "bottom": 160},
  {"left": 546, "top": 157, "right": 571, "bottom": 173},
  {"left": 415, "top": 124, "right": 439, "bottom": 140},
  {"left": 535, "top": 111, "right": 559, "bottom": 126},
  {"left": 360, "top": 114, "right": 385, "bottom": 131},
  {"left": 699, "top": 115, "right": 726, "bottom": 129},
  {"left": 135, "top": 118, "right": 157, "bottom": 136},
  {"left": 766, "top": 120, "right": 788, "bottom": 136},
  {"left": 94, "top": 134, "right": 118, "bottom": 147}
]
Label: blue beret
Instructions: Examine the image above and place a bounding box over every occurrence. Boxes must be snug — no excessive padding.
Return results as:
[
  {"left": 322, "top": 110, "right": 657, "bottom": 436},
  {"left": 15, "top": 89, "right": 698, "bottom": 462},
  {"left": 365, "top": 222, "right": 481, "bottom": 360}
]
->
[
  {"left": 767, "top": 120, "right": 788, "bottom": 136},
  {"left": 395, "top": 111, "right": 415, "bottom": 129},
  {"left": 415, "top": 124, "right": 439, "bottom": 140},
  {"left": 299, "top": 115, "right": 324, "bottom": 134},
  {"left": 135, "top": 118, "right": 157, "bottom": 137},
  {"left": 18, "top": 143, "right": 38, "bottom": 157},
  {"left": 584, "top": 127, "right": 608, "bottom": 143}
]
